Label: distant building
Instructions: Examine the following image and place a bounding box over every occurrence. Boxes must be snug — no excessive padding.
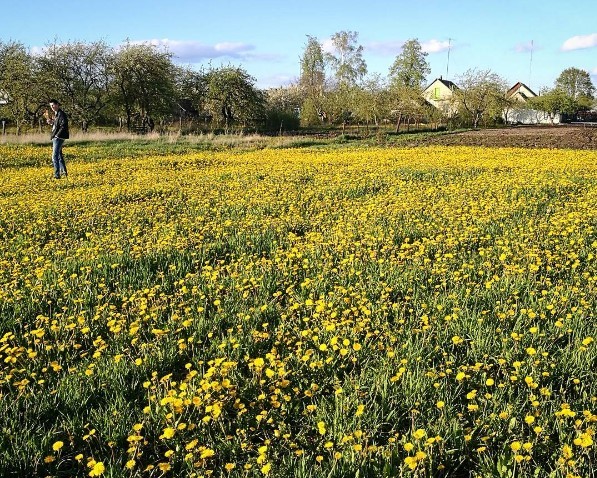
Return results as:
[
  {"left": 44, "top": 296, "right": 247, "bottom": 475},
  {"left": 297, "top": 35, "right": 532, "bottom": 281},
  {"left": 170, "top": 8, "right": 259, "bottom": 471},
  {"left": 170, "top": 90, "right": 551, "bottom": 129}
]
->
[
  {"left": 506, "top": 82, "right": 538, "bottom": 102},
  {"left": 423, "top": 77, "right": 458, "bottom": 116},
  {"left": 504, "top": 82, "right": 560, "bottom": 125}
]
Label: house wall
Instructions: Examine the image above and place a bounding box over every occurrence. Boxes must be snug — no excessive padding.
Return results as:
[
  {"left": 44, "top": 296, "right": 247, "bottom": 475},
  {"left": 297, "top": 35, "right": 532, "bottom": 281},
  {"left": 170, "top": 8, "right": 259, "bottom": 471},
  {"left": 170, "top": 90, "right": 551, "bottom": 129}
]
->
[
  {"left": 510, "top": 91, "right": 529, "bottom": 103},
  {"left": 517, "top": 85, "right": 536, "bottom": 98},
  {"left": 424, "top": 80, "right": 457, "bottom": 116},
  {"left": 505, "top": 108, "right": 561, "bottom": 125}
]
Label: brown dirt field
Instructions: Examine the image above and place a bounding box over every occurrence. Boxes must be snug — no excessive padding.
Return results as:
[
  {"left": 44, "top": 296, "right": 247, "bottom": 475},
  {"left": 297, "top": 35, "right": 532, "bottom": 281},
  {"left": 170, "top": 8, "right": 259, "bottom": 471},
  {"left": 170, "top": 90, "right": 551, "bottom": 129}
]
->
[{"left": 407, "top": 125, "right": 597, "bottom": 150}]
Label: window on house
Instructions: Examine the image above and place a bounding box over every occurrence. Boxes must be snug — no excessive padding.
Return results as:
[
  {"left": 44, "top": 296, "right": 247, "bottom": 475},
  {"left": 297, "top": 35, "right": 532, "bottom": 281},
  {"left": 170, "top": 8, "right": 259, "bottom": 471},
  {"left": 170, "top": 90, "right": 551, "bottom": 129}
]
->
[{"left": 433, "top": 87, "right": 440, "bottom": 99}]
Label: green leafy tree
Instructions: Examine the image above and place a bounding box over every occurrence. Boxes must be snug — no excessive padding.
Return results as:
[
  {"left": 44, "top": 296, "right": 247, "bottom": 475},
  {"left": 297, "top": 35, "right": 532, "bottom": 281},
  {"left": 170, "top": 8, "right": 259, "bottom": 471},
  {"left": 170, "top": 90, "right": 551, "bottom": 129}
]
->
[
  {"left": 299, "top": 35, "right": 326, "bottom": 126},
  {"left": 264, "top": 84, "right": 301, "bottom": 132},
  {"left": 0, "top": 41, "right": 40, "bottom": 134},
  {"left": 388, "top": 39, "right": 430, "bottom": 89},
  {"left": 325, "top": 30, "right": 367, "bottom": 87},
  {"left": 109, "top": 41, "right": 176, "bottom": 131},
  {"left": 528, "top": 88, "right": 576, "bottom": 123},
  {"left": 453, "top": 68, "right": 507, "bottom": 128},
  {"left": 555, "top": 67, "right": 595, "bottom": 103},
  {"left": 203, "top": 66, "right": 265, "bottom": 133},
  {"left": 351, "top": 73, "right": 389, "bottom": 132},
  {"left": 324, "top": 31, "right": 367, "bottom": 131},
  {"left": 174, "top": 65, "right": 209, "bottom": 129},
  {"left": 387, "top": 39, "right": 430, "bottom": 132},
  {"left": 37, "top": 40, "right": 112, "bottom": 131}
]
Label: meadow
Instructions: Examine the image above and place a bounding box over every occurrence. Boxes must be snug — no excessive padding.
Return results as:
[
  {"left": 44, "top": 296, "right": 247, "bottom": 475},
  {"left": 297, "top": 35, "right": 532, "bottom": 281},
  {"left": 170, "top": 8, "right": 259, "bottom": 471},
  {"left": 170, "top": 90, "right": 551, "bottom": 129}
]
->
[{"left": 0, "top": 139, "right": 595, "bottom": 477}]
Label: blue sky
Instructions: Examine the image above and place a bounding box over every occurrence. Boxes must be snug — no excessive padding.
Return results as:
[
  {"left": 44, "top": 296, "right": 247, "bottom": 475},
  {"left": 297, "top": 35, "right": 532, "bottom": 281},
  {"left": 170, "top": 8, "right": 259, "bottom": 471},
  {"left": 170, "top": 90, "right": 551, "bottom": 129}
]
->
[{"left": 3, "top": 0, "right": 597, "bottom": 92}]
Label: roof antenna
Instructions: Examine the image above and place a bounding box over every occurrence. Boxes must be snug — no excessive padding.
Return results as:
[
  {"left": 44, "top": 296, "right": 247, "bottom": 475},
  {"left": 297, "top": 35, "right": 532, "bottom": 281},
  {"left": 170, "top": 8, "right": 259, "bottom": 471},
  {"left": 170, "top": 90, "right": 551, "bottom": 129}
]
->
[
  {"left": 446, "top": 38, "right": 452, "bottom": 80},
  {"left": 528, "top": 40, "right": 534, "bottom": 88}
]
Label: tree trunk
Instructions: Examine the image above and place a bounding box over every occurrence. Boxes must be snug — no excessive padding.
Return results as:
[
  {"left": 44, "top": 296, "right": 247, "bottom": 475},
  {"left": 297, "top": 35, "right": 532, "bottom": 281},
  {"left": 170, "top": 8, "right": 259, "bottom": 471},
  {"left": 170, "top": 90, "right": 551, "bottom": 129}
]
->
[
  {"left": 126, "top": 110, "right": 132, "bottom": 132},
  {"left": 395, "top": 113, "right": 402, "bottom": 133}
]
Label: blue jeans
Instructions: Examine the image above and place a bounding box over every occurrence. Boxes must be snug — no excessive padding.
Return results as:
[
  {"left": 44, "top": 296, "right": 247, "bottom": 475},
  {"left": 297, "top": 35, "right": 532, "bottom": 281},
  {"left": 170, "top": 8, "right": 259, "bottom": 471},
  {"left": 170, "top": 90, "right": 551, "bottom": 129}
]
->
[{"left": 52, "top": 138, "right": 67, "bottom": 177}]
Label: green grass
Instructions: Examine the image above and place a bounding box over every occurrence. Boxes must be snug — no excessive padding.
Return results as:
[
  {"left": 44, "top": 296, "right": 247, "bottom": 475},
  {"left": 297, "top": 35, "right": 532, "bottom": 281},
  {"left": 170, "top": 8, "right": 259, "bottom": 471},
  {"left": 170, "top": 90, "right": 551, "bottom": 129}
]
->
[{"left": 0, "top": 142, "right": 595, "bottom": 477}]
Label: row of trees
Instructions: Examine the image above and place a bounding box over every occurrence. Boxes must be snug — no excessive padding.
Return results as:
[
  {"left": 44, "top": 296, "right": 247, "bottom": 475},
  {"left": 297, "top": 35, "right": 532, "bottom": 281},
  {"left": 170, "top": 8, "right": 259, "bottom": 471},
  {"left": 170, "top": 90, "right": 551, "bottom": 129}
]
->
[
  {"left": 296, "top": 32, "right": 596, "bottom": 129},
  {"left": 529, "top": 68, "right": 596, "bottom": 122},
  {"left": 1, "top": 34, "right": 596, "bottom": 135},
  {"left": 0, "top": 40, "right": 268, "bottom": 134}
]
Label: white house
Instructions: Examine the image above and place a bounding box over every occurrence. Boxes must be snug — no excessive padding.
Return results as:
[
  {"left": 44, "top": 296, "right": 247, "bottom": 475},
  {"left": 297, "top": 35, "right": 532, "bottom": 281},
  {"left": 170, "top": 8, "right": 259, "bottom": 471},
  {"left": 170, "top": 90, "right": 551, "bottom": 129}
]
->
[
  {"left": 423, "top": 77, "right": 458, "bottom": 116},
  {"left": 504, "top": 82, "right": 560, "bottom": 124}
]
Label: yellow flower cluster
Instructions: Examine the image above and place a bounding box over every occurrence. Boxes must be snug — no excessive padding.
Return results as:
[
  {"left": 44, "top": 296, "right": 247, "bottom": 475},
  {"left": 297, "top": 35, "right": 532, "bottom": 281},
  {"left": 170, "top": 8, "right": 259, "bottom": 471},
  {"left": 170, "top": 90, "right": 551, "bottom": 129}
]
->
[{"left": 0, "top": 143, "right": 596, "bottom": 476}]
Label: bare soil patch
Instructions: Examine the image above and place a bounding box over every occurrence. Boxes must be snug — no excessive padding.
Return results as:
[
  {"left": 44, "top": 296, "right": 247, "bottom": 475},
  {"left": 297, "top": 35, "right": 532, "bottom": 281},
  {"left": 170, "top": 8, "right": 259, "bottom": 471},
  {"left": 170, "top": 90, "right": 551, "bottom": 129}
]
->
[{"left": 408, "top": 125, "right": 597, "bottom": 150}]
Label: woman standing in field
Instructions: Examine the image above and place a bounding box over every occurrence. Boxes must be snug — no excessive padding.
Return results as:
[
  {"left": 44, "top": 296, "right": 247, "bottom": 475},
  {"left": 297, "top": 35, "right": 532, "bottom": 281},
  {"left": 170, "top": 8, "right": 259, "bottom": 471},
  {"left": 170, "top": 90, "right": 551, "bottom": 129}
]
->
[{"left": 46, "top": 99, "right": 69, "bottom": 179}]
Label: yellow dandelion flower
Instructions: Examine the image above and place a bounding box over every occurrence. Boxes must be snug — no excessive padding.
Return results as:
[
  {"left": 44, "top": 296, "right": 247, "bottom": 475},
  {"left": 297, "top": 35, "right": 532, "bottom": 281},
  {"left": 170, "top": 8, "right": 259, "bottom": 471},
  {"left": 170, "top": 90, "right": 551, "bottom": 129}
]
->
[
  {"left": 200, "top": 448, "right": 215, "bottom": 459},
  {"left": 404, "top": 456, "right": 418, "bottom": 470},
  {"left": 160, "top": 427, "right": 176, "bottom": 439},
  {"left": 573, "top": 433, "right": 593, "bottom": 448},
  {"left": 88, "top": 461, "right": 105, "bottom": 477},
  {"left": 317, "top": 421, "right": 326, "bottom": 435}
]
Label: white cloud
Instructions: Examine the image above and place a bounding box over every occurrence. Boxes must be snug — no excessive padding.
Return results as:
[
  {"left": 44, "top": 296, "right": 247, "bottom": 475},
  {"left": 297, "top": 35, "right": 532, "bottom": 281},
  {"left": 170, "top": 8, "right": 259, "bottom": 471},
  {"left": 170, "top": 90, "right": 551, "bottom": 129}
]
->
[
  {"left": 514, "top": 41, "right": 537, "bottom": 53},
  {"left": 421, "top": 39, "right": 451, "bottom": 53},
  {"left": 258, "top": 74, "right": 296, "bottom": 89},
  {"left": 128, "top": 39, "right": 258, "bottom": 62},
  {"left": 561, "top": 33, "right": 597, "bottom": 51},
  {"left": 29, "top": 46, "right": 45, "bottom": 56},
  {"left": 365, "top": 40, "right": 404, "bottom": 56},
  {"left": 364, "top": 39, "right": 450, "bottom": 56},
  {"left": 321, "top": 38, "right": 335, "bottom": 54}
]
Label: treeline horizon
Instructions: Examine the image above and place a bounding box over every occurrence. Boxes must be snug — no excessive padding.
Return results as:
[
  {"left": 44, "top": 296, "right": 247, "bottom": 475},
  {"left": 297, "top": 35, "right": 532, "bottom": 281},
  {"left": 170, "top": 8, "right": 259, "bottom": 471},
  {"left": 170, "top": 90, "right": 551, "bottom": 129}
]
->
[{"left": 1, "top": 34, "right": 595, "bottom": 135}]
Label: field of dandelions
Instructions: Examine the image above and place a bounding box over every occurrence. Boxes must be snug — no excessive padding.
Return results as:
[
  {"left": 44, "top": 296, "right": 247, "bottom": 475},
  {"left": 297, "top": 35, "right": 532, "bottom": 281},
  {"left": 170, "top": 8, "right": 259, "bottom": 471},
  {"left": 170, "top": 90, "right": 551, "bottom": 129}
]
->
[{"left": 0, "top": 140, "right": 595, "bottom": 477}]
